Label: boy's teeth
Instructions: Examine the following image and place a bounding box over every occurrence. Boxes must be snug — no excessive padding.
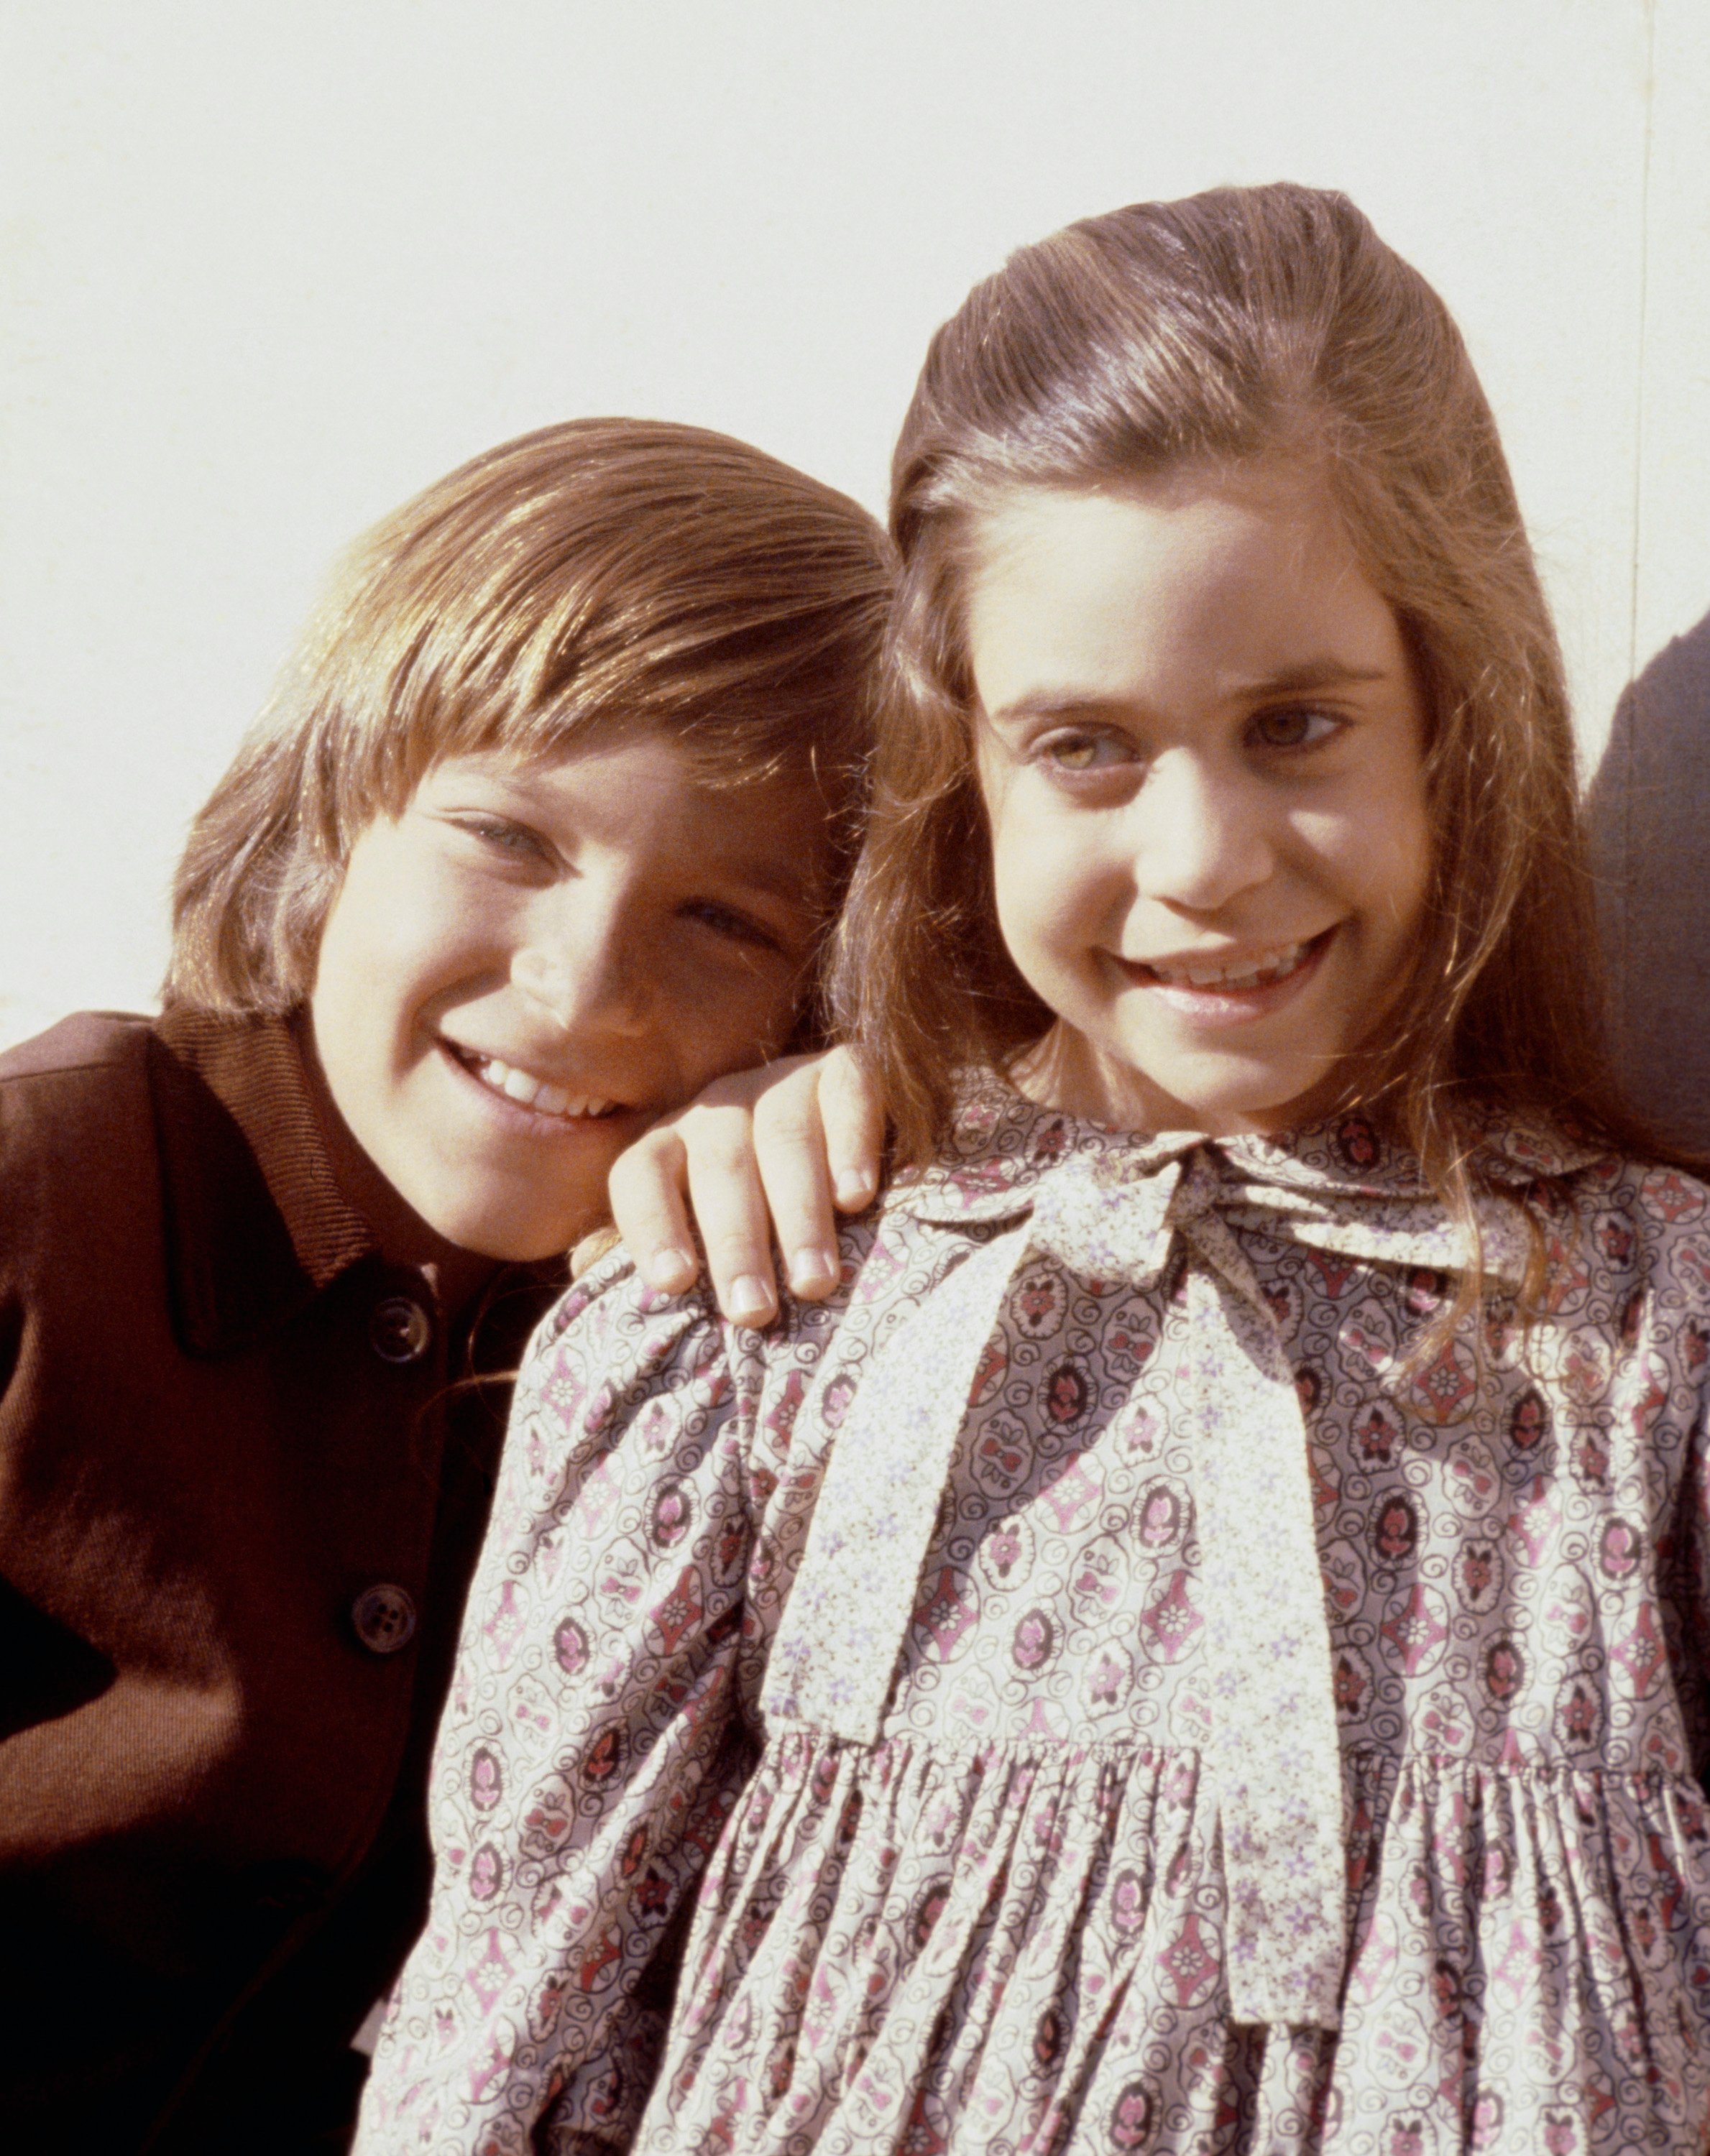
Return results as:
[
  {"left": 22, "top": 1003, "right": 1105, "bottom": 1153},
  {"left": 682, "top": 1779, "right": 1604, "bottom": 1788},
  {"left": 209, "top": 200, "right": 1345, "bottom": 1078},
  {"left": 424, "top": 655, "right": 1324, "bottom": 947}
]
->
[
  {"left": 1152, "top": 941, "right": 1308, "bottom": 990},
  {"left": 468, "top": 1054, "right": 613, "bottom": 1120}
]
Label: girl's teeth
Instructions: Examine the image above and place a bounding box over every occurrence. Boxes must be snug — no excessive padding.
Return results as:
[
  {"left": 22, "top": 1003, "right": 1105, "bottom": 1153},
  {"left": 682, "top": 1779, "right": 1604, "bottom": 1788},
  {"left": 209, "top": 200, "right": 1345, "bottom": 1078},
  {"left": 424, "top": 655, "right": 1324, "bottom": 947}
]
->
[
  {"left": 535, "top": 1082, "right": 571, "bottom": 1115},
  {"left": 1154, "top": 942, "right": 1307, "bottom": 990},
  {"left": 502, "top": 1064, "right": 541, "bottom": 1105}
]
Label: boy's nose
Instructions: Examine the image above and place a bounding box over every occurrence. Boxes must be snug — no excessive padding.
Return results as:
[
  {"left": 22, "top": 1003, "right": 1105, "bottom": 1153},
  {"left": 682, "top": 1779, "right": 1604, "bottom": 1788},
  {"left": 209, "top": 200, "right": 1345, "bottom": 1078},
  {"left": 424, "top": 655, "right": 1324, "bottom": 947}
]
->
[
  {"left": 1128, "top": 752, "right": 1275, "bottom": 912},
  {"left": 512, "top": 893, "right": 649, "bottom": 1036}
]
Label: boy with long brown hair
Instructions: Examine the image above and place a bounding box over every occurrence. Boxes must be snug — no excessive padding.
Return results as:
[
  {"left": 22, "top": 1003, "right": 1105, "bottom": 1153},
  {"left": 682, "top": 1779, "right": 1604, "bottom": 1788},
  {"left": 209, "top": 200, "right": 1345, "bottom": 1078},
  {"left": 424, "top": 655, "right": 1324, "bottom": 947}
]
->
[{"left": 0, "top": 418, "right": 889, "bottom": 2153}]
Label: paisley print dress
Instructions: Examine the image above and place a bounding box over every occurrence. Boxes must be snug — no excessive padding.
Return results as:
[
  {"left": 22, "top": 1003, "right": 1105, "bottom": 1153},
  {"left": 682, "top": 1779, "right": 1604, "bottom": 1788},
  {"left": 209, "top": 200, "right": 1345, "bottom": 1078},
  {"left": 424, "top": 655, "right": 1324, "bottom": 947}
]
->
[{"left": 358, "top": 1082, "right": 1710, "bottom": 2156}]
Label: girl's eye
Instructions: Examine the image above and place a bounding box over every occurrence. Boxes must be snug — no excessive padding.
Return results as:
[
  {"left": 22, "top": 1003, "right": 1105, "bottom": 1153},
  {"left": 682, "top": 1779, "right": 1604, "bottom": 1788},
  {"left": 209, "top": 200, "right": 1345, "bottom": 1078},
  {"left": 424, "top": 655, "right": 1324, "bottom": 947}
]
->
[
  {"left": 1251, "top": 706, "right": 1342, "bottom": 752},
  {"left": 1038, "top": 730, "right": 1134, "bottom": 773}
]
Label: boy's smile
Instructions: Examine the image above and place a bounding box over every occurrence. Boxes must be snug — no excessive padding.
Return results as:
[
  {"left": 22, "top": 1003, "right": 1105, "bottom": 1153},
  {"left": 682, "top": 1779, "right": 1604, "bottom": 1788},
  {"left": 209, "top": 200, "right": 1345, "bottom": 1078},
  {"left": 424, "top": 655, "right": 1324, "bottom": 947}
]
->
[
  {"left": 309, "top": 737, "right": 827, "bottom": 1259},
  {"left": 967, "top": 462, "right": 1432, "bottom": 1136},
  {"left": 441, "top": 1047, "right": 617, "bottom": 1122}
]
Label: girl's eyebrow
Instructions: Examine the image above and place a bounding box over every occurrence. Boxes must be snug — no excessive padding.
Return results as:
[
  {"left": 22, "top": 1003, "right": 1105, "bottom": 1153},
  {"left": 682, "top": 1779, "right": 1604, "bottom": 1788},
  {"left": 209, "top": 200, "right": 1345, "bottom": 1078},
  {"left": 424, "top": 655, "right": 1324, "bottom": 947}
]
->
[
  {"left": 983, "top": 692, "right": 1136, "bottom": 729},
  {"left": 987, "top": 659, "right": 1393, "bottom": 729},
  {"left": 1222, "top": 658, "right": 1393, "bottom": 697}
]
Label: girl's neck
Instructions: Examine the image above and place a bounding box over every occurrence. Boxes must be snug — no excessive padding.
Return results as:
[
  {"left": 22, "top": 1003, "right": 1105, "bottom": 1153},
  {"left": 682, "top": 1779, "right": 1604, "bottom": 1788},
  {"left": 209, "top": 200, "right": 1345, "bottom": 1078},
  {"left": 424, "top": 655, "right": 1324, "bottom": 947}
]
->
[
  {"left": 1007, "top": 1022, "right": 1359, "bottom": 1141},
  {"left": 1006, "top": 1026, "right": 1185, "bottom": 1134}
]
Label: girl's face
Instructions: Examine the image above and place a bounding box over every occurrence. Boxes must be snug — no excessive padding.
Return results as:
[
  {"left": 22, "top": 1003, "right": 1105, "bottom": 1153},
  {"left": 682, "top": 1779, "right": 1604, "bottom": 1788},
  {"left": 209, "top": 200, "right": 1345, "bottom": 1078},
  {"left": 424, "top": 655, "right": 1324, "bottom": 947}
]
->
[
  {"left": 967, "top": 461, "right": 1431, "bottom": 1136},
  {"left": 310, "top": 735, "right": 827, "bottom": 1259}
]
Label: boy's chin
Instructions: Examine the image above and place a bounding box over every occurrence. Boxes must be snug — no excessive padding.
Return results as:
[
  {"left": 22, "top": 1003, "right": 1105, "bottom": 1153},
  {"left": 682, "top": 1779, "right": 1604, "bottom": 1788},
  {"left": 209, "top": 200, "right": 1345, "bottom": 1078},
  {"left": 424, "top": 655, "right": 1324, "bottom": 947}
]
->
[
  {"left": 438, "top": 1206, "right": 605, "bottom": 1263},
  {"left": 410, "top": 1171, "right": 612, "bottom": 1263}
]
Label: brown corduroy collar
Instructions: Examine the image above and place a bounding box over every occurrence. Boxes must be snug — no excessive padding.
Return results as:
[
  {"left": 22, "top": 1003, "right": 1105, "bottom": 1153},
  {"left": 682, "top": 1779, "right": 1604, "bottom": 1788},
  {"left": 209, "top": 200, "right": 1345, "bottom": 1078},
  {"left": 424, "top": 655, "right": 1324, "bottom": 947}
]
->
[{"left": 150, "top": 1006, "right": 379, "bottom": 1356}]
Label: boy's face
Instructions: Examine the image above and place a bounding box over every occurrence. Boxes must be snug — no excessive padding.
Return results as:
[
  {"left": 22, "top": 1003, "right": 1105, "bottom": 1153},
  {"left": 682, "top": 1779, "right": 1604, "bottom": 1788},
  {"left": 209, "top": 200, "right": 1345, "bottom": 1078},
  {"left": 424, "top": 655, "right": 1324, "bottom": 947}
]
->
[{"left": 308, "top": 735, "right": 829, "bottom": 1258}]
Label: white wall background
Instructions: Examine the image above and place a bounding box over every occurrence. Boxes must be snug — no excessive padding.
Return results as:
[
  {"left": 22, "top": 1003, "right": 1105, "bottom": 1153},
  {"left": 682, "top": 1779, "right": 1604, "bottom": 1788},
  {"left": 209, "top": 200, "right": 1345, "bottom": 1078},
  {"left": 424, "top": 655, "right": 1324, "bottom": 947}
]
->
[{"left": 3, "top": 0, "right": 1707, "bottom": 1050}]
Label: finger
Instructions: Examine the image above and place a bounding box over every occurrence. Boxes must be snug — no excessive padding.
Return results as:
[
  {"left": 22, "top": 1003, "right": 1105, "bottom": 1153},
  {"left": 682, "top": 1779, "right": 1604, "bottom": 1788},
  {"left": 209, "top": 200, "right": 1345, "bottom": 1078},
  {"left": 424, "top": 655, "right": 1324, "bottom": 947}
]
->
[
  {"left": 679, "top": 1105, "right": 782, "bottom": 1326},
  {"left": 819, "top": 1046, "right": 886, "bottom": 1211},
  {"left": 751, "top": 1064, "right": 840, "bottom": 1300},
  {"left": 607, "top": 1127, "right": 701, "bottom": 1294}
]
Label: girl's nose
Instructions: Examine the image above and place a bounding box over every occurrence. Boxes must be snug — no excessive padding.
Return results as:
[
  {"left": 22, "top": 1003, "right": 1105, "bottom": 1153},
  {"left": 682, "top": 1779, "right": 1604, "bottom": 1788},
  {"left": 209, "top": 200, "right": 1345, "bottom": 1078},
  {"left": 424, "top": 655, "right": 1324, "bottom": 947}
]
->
[
  {"left": 512, "top": 890, "right": 649, "bottom": 1036},
  {"left": 1128, "top": 751, "right": 1277, "bottom": 912}
]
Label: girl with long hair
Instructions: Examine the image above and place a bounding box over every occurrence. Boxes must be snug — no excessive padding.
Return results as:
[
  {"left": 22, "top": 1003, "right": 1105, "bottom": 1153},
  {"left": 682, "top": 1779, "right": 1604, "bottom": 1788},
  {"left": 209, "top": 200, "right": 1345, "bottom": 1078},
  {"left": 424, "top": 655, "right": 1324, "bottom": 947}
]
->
[{"left": 364, "top": 188, "right": 1710, "bottom": 2154}]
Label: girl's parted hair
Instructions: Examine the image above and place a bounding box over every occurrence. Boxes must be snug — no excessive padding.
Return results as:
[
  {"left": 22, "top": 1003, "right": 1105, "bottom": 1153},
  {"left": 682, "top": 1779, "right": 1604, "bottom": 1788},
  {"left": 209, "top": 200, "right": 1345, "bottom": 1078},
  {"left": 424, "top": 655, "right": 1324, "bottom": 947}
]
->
[
  {"left": 169, "top": 418, "right": 893, "bottom": 1015},
  {"left": 832, "top": 184, "right": 1659, "bottom": 1223}
]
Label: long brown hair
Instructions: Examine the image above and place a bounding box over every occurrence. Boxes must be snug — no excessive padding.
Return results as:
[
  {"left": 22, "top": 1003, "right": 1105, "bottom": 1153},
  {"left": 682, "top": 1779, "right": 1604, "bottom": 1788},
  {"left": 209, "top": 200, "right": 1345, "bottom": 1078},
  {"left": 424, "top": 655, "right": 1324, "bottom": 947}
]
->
[
  {"left": 168, "top": 418, "right": 893, "bottom": 1021},
  {"left": 831, "top": 183, "right": 1674, "bottom": 1302}
]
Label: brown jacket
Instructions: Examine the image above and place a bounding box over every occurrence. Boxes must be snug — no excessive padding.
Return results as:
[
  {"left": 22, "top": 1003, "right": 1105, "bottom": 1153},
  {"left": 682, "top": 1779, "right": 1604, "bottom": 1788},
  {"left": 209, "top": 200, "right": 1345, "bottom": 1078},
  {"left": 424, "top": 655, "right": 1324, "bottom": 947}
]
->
[{"left": 0, "top": 1009, "right": 560, "bottom": 2152}]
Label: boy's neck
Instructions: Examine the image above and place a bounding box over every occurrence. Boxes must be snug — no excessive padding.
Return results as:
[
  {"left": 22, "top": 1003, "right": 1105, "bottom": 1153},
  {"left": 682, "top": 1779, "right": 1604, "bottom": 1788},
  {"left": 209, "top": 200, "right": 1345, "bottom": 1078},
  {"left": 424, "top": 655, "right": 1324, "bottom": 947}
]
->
[{"left": 289, "top": 1012, "right": 502, "bottom": 1317}]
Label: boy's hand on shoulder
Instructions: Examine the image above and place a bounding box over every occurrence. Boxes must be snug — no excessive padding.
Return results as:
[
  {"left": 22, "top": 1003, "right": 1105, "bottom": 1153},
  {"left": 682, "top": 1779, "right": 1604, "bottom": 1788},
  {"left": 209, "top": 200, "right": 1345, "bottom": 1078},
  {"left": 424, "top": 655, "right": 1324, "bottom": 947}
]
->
[{"left": 607, "top": 1046, "right": 883, "bottom": 1326}]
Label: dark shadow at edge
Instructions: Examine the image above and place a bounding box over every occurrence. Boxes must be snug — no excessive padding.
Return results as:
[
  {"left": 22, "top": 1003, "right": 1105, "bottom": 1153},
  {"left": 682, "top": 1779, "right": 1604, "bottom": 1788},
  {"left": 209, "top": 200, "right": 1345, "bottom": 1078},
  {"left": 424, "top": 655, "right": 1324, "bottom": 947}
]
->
[{"left": 1586, "top": 607, "right": 1710, "bottom": 1155}]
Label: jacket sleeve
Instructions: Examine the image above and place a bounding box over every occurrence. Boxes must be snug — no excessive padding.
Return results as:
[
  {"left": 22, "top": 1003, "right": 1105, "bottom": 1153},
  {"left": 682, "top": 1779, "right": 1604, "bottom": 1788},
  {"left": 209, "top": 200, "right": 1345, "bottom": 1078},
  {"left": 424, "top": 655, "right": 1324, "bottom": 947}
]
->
[{"left": 354, "top": 1259, "right": 763, "bottom": 2155}]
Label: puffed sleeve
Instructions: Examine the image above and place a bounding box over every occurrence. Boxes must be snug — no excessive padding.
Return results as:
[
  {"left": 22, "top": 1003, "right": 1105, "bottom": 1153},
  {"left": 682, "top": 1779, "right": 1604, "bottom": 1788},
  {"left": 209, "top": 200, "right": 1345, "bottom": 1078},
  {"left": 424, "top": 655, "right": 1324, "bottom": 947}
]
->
[{"left": 354, "top": 1258, "right": 763, "bottom": 2155}]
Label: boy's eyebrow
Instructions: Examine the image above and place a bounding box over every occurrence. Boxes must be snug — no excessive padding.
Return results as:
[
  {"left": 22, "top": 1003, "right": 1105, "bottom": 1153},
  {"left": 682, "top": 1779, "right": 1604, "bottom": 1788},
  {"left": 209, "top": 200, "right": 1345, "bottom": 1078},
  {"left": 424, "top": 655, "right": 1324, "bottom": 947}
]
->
[
  {"left": 727, "top": 856, "right": 821, "bottom": 908},
  {"left": 986, "top": 660, "right": 1393, "bottom": 728}
]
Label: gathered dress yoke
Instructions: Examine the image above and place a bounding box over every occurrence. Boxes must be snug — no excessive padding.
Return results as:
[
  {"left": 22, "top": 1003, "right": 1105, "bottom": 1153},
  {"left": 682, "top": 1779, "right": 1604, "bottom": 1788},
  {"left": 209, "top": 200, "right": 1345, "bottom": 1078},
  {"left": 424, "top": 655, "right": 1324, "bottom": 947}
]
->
[{"left": 362, "top": 1080, "right": 1710, "bottom": 2155}]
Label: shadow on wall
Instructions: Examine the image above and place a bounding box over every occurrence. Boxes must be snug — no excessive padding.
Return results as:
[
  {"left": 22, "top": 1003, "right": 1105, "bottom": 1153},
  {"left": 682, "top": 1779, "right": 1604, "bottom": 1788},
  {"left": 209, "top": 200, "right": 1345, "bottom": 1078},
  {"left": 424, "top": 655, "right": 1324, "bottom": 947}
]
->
[{"left": 1586, "top": 607, "right": 1710, "bottom": 1155}]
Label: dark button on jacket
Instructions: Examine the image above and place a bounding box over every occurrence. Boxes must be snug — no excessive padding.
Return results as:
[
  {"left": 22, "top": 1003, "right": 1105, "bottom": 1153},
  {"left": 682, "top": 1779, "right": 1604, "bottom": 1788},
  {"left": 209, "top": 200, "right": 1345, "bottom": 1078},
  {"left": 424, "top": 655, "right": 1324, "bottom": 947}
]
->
[
  {"left": 0, "top": 1010, "right": 562, "bottom": 2153},
  {"left": 368, "top": 1296, "right": 433, "bottom": 1365},
  {"left": 350, "top": 1584, "right": 418, "bottom": 1655}
]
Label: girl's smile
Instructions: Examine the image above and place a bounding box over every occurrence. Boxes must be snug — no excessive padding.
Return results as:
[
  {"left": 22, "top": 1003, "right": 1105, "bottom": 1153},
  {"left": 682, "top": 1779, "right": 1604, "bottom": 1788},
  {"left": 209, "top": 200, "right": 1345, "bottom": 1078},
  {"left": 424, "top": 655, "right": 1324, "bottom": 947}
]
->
[
  {"left": 968, "top": 461, "right": 1432, "bottom": 1136},
  {"left": 1111, "top": 927, "right": 1330, "bottom": 1018}
]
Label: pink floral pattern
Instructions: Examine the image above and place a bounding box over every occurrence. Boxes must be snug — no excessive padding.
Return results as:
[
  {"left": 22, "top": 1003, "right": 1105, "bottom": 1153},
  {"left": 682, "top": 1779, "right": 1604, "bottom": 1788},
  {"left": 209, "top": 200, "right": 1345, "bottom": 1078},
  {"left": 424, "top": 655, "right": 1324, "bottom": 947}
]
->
[{"left": 358, "top": 1080, "right": 1710, "bottom": 2155}]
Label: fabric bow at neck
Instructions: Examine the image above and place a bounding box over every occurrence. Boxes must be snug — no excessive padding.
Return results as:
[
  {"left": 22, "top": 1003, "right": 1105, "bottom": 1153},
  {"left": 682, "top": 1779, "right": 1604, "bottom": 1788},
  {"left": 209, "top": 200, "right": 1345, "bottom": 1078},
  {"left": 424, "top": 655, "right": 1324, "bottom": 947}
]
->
[{"left": 765, "top": 1139, "right": 1527, "bottom": 2031}]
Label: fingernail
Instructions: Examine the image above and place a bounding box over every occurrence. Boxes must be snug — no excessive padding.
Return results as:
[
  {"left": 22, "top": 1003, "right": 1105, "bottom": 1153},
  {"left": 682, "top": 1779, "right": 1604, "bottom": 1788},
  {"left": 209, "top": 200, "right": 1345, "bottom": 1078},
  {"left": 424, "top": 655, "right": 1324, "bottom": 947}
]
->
[
  {"left": 651, "top": 1247, "right": 697, "bottom": 1292},
  {"left": 789, "top": 1246, "right": 837, "bottom": 1292},
  {"left": 728, "top": 1276, "right": 774, "bottom": 1325},
  {"left": 835, "top": 1169, "right": 874, "bottom": 1208}
]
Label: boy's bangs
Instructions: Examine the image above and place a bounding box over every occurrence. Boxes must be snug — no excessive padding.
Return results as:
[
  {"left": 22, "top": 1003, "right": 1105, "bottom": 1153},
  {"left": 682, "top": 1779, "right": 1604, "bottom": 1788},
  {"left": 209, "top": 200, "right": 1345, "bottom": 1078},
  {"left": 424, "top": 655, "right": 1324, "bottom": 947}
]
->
[
  {"left": 167, "top": 419, "right": 891, "bottom": 1015},
  {"left": 323, "top": 460, "right": 888, "bottom": 824}
]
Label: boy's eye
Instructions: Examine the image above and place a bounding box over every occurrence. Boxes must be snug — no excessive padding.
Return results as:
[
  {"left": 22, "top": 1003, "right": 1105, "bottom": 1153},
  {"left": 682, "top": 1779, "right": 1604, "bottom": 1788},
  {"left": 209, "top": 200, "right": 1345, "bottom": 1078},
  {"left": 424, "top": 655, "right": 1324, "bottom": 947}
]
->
[
  {"left": 681, "top": 900, "right": 787, "bottom": 955},
  {"left": 456, "top": 815, "right": 551, "bottom": 861},
  {"left": 1251, "top": 706, "right": 1342, "bottom": 751}
]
